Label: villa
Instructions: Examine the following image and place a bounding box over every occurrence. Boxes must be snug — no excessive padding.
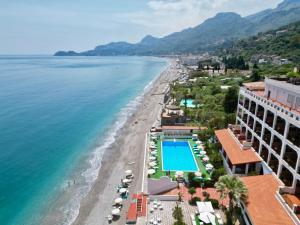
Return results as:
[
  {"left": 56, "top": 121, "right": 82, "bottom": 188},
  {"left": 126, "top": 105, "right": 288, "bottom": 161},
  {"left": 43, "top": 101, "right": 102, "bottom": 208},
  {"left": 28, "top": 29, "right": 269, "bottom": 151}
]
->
[{"left": 215, "top": 77, "right": 300, "bottom": 225}]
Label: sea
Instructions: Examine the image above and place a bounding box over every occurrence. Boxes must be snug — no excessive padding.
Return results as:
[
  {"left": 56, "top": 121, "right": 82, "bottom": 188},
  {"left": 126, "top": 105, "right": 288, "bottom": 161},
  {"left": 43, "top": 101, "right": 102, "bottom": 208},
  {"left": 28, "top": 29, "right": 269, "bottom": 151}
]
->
[{"left": 0, "top": 56, "right": 169, "bottom": 225}]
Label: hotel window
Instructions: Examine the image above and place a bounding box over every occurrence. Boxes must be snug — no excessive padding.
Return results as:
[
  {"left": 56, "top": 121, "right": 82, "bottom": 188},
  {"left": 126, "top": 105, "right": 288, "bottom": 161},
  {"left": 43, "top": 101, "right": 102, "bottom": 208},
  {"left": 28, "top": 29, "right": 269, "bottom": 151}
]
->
[{"left": 287, "top": 94, "right": 295, "bottom": 107}]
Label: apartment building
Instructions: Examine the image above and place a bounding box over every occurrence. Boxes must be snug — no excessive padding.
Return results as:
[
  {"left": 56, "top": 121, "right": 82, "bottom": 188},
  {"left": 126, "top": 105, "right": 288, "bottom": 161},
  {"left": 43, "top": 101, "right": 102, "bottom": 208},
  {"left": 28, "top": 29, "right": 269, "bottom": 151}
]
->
[{"left": 215, "top": 77, "right": 300, "bottom": 225}]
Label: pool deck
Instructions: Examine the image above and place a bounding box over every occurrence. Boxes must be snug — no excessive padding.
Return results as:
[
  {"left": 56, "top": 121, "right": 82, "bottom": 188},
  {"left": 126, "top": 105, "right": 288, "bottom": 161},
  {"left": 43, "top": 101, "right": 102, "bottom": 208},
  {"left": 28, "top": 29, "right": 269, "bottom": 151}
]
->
[{"left": 149, "top": 138, "right": 210, "bottom": 179}]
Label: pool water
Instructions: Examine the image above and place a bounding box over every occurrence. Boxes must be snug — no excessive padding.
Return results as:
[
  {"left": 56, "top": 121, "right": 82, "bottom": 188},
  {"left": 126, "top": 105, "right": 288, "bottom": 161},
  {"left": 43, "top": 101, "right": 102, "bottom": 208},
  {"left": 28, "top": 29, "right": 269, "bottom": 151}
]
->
[
  {"left": 180, "top": 99, "right": 196, "bottom": 108},
  {"left": 162, "top": 141, "right": 198, "bottom": 172}
]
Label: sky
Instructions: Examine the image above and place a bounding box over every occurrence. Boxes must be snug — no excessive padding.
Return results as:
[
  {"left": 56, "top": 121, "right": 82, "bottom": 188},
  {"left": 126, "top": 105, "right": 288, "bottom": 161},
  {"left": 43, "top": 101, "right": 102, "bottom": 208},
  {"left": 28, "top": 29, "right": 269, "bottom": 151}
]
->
[{"left": 0, "top": 0, "right": 283, "bottom": 54}]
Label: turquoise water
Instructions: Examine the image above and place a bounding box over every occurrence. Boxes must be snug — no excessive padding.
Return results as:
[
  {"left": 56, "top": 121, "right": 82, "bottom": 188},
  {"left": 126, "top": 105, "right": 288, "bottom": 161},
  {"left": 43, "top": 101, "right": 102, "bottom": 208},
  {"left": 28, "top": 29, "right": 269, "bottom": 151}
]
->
[
  {"left": 180, "top": 99, "right": 197, "bottom": 108},
  {"left": 162, "top": 141, "right": 198, "bottom": 172},
  {"left": 0, "top": 56, "right": 168, "bottom": 225}
]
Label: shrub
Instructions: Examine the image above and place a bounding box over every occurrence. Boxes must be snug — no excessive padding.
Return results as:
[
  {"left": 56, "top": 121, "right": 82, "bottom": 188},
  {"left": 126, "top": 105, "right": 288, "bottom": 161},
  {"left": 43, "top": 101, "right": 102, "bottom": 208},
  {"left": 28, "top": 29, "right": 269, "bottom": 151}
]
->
[
  {"left": 189, "top": 196, "right": 201, "bottom": 205},
  {"left": 209, "top": 199, "right": 220, "bottom": 209}
]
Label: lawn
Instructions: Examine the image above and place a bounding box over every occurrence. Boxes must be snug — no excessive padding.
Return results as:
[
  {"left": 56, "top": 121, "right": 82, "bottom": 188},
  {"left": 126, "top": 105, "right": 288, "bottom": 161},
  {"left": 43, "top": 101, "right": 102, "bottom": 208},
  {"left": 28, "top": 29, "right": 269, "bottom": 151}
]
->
[{"left": 149, "top": 137, "right": 211, "bottom": 180}]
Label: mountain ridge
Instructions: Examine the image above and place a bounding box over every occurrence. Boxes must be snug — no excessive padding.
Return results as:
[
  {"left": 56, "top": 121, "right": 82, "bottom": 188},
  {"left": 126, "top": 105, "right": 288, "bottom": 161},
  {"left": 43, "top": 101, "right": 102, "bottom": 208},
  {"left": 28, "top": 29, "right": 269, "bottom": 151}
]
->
[{"left": 54, "top": 0, "right": 300, "bottom": 56}]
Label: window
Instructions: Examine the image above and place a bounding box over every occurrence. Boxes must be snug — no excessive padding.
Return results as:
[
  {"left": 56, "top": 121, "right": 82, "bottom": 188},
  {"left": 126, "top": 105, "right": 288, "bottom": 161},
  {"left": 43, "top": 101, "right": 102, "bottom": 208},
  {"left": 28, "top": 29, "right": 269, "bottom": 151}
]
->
[{"left": 287, "top": 94, "right": 295, "bottom": 106}]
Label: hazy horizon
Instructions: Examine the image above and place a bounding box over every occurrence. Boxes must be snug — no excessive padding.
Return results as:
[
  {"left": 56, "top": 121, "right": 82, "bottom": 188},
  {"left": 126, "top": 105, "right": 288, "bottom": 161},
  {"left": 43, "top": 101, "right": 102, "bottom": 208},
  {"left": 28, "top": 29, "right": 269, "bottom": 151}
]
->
[{"left": 0, "top": 0, "right": 282, "bottom": 54}]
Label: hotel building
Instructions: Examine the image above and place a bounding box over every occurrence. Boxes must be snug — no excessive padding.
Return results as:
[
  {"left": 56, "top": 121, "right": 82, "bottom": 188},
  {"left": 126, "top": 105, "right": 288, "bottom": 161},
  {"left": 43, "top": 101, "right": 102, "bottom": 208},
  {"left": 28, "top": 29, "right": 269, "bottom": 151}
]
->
[{"left": 215, "top": 77, "right": 300, "bottom": 225}]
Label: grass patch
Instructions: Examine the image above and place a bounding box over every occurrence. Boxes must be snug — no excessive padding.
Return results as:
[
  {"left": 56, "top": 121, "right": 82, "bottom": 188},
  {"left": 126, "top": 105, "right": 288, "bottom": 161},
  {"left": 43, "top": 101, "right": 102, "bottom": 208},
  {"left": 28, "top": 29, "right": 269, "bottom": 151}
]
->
[{"left": 149, "top": 137, "right": 211, "bottom": 180}]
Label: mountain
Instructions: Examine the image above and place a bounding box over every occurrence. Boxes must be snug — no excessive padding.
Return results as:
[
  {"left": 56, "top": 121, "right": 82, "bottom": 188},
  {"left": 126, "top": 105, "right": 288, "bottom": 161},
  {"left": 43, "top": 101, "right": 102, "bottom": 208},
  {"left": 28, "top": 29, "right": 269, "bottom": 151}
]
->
[
  {"left": 55, "top": 0, "right": 300, "bottom": 56},
  {"left": 219, "top": 21, "right": 300, "bottom": 63}
]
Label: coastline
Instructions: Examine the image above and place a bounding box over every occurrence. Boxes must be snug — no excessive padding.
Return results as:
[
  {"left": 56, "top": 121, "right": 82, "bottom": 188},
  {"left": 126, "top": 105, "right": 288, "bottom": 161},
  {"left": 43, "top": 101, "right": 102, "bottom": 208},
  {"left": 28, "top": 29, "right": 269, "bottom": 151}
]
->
[{"left": 71, "top": 59, "right": 178, "bottom": 225}]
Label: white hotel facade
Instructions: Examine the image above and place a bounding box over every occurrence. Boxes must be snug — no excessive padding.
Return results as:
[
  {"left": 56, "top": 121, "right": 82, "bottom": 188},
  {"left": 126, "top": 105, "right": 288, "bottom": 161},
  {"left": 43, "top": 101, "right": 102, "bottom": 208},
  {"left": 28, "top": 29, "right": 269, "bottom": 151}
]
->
[{"left": 215, "top": 77, "right": 300, "bottom": 225}]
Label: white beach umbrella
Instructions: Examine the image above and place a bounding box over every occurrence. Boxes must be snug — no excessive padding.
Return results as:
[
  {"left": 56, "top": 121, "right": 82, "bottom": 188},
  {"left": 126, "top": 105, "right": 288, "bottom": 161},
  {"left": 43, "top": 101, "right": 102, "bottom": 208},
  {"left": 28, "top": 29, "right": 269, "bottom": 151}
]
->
[
  {"left": 192, "top": 134, "right": 198, "bottom": 137},
  {"left": 150, "top": 145, "right": 157, "bottom": 149},
  {"left": 149, "top": 162, "right": 157, "bottom": 167},
  {"left": 195, "top": 171, "right": 202, "bottom": 177},
  {"left": 149, "top": 141, "right": 155, "bottom": 145},
  {"left": 200, "top": 151, "right": 207, "bottom": 155},
  {"left": 196, "top": 140, "right": 202, "bottom": 145},
  {"left": 125, "top": 170, "right": 132, "bottom": 175},
  {"left": 119, "top": 188, "right": 127, "bottom": 194},
  {"left": 114, "top": 198, "right": 123, "bottom": 204},
  {"left": 148, "top": 169, "right": 155, "bottom": 175},
  {"left": 149, "top": 156, "right": 156, "bottom": 160},
  {"left": 123, "top": 178, "right": 131, "bottom": 183},
  {"left": 206, "top": 164, "right": 213, "bottom": 169},
  {"left": 203, "top": 156, "right": 209, "bottom": 162},
  {"left": 175, "top": 171, "right": 184, "bottom": 177},
  {"left": 151, "top": 151, "right": 157, "bottom": 155},
  {"left": 111, "top": 208, "right": 120, "bottom": 215}
]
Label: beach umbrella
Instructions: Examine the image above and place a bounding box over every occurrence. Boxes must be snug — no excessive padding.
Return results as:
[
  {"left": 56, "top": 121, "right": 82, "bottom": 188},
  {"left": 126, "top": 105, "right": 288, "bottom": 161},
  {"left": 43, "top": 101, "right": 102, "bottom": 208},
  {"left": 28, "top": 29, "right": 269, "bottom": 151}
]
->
[
  {"left": 196, "top": 140, "right": 202, "bottom": 145},
  {"left": 175, "top": 171, "right": 184, "bottom": 177},
  {"left": 151, "top": 151, "right": 157, "bottom": 155},
  {"left": 195, "top": 171, "right": 202, "bottom": 177},
  {"left": 149, "top": 162, "right": 157, "bottom": 167},
  {"left": 200, "top": 151, "right": 206, "bottom": 155},
  {"left": 148, "top": 169, "right": 155, "bottom": 175},
  {"left": 203, "top": 156, "right": 209, "bottom": 162},
  {"left": 123, "top": 178, "right": 131, "bottom": 183},
  {"left": 192, "top": 134, "right": 198, "bottom": 137},
  {"left": 114, "top": 198, "right": 123, "bottom": 204},
  {"left": 125, "top": 170, "right": 132, "bottom": 175},
  {"left": 150, "top": 145, "right": 157, "bottom": 149},
  {"left": 119, "top": 188, "right": 127, "bottom": 194},
  {"left": 206, "top": 164, "right": 213, "bottom": 170},
  {"left": 149, "top": 156, "right": 156, "bottom": 160},
  {"left": 111, "top": 208, "right": 120, "bottom": 215}
]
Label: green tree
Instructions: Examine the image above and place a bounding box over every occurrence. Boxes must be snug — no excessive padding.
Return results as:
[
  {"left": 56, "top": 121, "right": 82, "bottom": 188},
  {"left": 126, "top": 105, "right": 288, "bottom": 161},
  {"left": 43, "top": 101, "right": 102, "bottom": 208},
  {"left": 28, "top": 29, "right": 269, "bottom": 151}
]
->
[
  {"left": 215, "top": 175, "right": 248, "bottom": 225},
  {"left": 172, "top": 203, "right": 186, "bottom": 225},
  {"left": 223, "top": 87, "right": 238, "bottom": 113},
  {"left": 250, "top": 69, "right": 261, "bottom": 81},
  {"left": 188, "top": 187, "right": 196, "bottom": 200}
]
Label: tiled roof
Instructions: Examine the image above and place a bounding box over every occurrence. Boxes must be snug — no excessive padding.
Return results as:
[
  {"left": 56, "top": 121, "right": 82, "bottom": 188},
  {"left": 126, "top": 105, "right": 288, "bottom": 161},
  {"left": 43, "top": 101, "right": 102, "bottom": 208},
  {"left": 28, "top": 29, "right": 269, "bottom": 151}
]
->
[
  {"left": 215, "top": 129, "right": 261, "bottom": 165},
  {"left": 161, "top": 126, "right": 200, "bottom": 130},
  {"left": 243, "top": 81, "right": 265, "bottom": 91},
  {"left": 241, "top": 175, "right": 295, "bottom": 225}
]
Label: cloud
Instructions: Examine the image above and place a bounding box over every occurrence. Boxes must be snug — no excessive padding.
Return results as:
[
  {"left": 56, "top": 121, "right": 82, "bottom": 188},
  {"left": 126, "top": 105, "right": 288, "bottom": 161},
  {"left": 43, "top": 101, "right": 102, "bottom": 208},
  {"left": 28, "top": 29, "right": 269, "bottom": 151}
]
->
[{"left": 116, "top": 0, "right": 282, "bottom": 38}]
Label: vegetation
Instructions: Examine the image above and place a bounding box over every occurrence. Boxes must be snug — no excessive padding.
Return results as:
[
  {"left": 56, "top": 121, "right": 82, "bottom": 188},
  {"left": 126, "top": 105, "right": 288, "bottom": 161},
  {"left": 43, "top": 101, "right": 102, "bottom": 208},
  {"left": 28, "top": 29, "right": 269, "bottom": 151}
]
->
[
  {"left": 188, "top": 187, "right": 196, "bottom": 200},
  {"left": 220, "top": 21, "right": 300, "bottom": 63},
  {"left": 215, "top": 175, "right": 248, "bottom": 225},
  {"left": 172, "top": 203, "right": 186, "bottom": 225},
  {"left": 222, "top": 56, "right": 249, "bottom": 70}
]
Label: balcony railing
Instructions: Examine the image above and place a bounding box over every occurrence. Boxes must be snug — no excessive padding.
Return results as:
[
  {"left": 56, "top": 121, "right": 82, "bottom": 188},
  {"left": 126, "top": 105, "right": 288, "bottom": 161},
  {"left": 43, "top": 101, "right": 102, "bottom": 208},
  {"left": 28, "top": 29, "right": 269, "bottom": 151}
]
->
[{"left": 241, "top": 87, "right": 300, "bottom": 122}]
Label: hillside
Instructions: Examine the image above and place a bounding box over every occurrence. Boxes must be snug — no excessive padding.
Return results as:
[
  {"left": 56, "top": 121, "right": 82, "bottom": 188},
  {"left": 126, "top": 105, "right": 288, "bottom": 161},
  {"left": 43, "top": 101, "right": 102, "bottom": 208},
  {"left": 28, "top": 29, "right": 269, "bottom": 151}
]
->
[
  {"left": 55, "top": 0, "right": 300, "bottom": 56},
  {"left": 219, "top": 21, "right": 300, "bottom": 63}
]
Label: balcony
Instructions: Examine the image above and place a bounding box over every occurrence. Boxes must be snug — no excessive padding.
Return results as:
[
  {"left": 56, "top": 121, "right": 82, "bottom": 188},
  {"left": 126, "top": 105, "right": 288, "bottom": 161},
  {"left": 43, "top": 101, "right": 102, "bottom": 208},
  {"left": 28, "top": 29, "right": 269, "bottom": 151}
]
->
[
  {"left": 287, "top": 124, "right": 300, "bottom": 148},
  {"left": 263, "top": 128, "right": 272, "bottom": 146},
  {"left": 279, "top": 166, "right": 294, "bottom": 187},
  {"left": 268, "top": 154, "right": 279, "bottom": 173},
  {"left": 271, "top": 135, "right": 282, "bottom": 155},
  {"left": 254, "top": 121, "right": 262, "bottom": 136},
  {"left": 252, "top": 137, "right": 260, "bottom": 153},
  {"left": 250, "top": 101, "right": 256, "bottom": 114},
  {"left": 244, "top": 98, "right": 250, "bottom": 110},
  {"left": 283, "top": 145, "right": 298, "bottom": 170},
  {"left": 260, "top": 145, "right": 269, "bottom": 162},
  {"left": 248, "top": 116, "right": 254, "bottom": 130},
  {"left": 242, "top": 114, "right": 248, "bottom": 124},
  {"left": 275, "top": 116, "right": 286, "bottom": 136},
  {"left": 265, "top": 110, "right": 274, "bottom": 127},
  {"left": 256, "top": 104, "right": 265, "bottom": 121}
]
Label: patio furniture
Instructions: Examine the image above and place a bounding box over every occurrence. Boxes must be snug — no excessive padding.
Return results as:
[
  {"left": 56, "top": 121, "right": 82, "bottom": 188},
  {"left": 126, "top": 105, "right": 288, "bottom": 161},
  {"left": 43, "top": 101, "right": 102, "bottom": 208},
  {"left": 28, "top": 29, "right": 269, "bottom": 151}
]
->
[{"left": 148, "top": 169, "right": 156, "bottom": 175}]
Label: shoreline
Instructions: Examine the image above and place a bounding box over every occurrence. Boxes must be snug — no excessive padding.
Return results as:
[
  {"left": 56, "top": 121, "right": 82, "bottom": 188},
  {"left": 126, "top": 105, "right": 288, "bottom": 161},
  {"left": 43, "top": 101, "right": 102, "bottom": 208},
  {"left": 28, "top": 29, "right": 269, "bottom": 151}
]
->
[{"left": 71, "top": 59, "right": 178, "bottom": 225}]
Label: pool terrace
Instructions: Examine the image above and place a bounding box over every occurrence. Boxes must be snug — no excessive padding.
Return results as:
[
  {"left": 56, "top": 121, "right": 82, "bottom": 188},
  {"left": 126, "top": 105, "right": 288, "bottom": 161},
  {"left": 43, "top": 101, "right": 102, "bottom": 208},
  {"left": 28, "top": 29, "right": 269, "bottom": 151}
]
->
[{"left": 149, "top": 137, "right": 211, "bottom": 180}]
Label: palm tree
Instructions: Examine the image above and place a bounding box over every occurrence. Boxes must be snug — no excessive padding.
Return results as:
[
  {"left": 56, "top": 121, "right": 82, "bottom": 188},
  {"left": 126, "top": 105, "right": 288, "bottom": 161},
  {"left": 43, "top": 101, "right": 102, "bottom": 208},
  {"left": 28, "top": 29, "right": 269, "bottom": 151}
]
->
[{"left": 215, "top": 175, "right": 248, "bottom": 225}]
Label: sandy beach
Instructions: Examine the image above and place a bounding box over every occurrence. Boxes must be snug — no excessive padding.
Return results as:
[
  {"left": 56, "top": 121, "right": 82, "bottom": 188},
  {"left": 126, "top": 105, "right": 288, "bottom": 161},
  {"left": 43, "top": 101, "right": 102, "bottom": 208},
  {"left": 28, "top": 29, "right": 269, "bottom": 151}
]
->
[{"left": 72, "top": 59, "right": 179, "bottom": 225}]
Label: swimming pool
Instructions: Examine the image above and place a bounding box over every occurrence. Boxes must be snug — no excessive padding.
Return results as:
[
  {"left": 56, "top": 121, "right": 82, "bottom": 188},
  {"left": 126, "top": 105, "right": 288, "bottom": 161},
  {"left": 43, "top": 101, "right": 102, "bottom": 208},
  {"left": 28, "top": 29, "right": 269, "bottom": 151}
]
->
[
  {"left": 162, "top": 141, "right": 199, "bottom": 172},
  {"left": 180, "top": 99, "right": 197, "bottom": 108}
]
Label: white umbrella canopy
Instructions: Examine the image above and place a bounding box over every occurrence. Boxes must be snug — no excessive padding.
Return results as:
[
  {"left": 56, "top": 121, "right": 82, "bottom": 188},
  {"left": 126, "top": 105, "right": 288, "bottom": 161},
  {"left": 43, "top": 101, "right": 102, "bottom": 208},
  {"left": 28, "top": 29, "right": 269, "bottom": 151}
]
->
[
  {"left": 151, "top": 151, "right": 158, "bottom": 155},
  {"left": 175, "top": 171, "right": 184, "bottom": 177},
  {"left": 203, "top": 156, "right": 209, "bottom": 162},
  {"left": 148, "top": 169, "right": 155, "bottom": 175},
  {"left": 119, "top": 188, "right": 127, "bottom": 193},
  {"left": 149, "top": 156, "right": 156, "bottom": 160},
  {"left": 122, "top": 178, "right": 131, "bottom": 183},
  {"left": 112, "top": 208, "right": 120, "bottom": 215},
  {"left": 206, "top": 164, "right": 214, "bottom": 170},
  {"left": 149, "top": 145, "right": 157, "bottom": 149},
  {"left": 195, "top": 171, "right": 202, "bottom": 177},
  {"left": 200, "top": 151, "right": 207, "bottom": 155},
  {"left": 196, "top": 140, "right": 202, "bottom": 145},
  {"left": 115, "top": 198, "right": 123, "bottom": 204},
  {"left": 125, "top": 170, "right": 132, "bottom": 175},
  {"left": 149, "top": 162, "right": 157, "bottom": 167}
]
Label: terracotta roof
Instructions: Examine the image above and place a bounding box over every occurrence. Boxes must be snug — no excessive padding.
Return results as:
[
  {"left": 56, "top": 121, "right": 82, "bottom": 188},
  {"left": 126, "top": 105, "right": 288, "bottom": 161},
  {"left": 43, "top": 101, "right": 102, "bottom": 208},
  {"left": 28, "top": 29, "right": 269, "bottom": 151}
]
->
[
  {"left": 243, "top": 81, "right": 265, "bottom": 91},
  {"left": 161, "top": 126, "right": 200, "bottom": 130},
  {"left": 241, "top": 175, "right": 295, "bottom": 225},
  {"left": 126, "top": 202, "right": 137, "bottom": 223},
  {"left": 215, "top": 129, "right": 261, "bottom": 165}
]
